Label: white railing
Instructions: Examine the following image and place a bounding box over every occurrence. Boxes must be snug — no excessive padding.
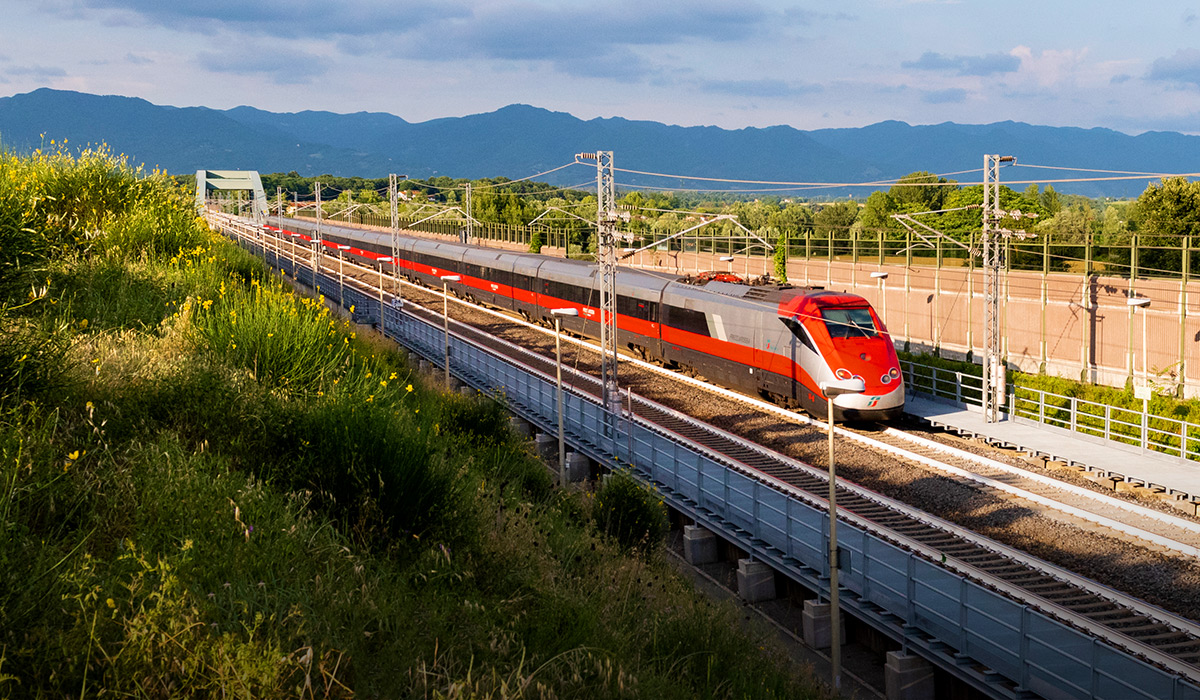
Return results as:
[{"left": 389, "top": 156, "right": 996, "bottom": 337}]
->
[{"left": 902, "top": 360, "right": 1200, "bottom": 462}]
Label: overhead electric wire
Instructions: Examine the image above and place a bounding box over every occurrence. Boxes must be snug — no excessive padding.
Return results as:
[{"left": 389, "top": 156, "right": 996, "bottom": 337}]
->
[
  {"left": 612, "top": 166, "right": 973, "bottom": 189},
  {"left": 1017, "top": 164, "right": 1183, "bottom": 176}
]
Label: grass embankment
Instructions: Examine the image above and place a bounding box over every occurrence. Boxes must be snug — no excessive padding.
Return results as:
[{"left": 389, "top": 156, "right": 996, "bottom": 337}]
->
[{"left": 0, "top": 148, "right": 823, "bottom": 697}]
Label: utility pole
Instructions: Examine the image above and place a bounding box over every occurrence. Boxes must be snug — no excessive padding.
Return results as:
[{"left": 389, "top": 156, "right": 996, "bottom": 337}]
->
[
  {"left": 389, "top": 173, "right": 400, "bottom": 295},
  {"left": 577, "top": 150, "right": 622, "bottom": 416},
  {"left": 314, "top": 181, "right": 323, "bottom": 281},
  {"left": 982, "top": 154, "right": 1018, "bottom": 423}
]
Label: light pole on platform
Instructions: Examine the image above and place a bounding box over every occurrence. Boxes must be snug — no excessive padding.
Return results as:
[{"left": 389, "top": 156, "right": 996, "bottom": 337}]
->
[
  {"left": 870, "top": 271, "right": 889, "bottom": 330},
  {"left": 377, "top": 256, "right": 393, "bottom": 334},
  {"left": 550, "top": 307, "right": 579, "bottom": 484},
  {"left": 440, "top": 275, "right": 461, "bottom": 387},
  {"left": 818, "top": 376, "right": 865, "bottom": 693},
  {"left": 336, "top": 244, "right": 350, "bottom": 307},
  {"left": 719, "top": 255, "right": 735, "bottom": 277},
  {"left": 1128, "top": 296, "right": 1152, "bottom": 447}
]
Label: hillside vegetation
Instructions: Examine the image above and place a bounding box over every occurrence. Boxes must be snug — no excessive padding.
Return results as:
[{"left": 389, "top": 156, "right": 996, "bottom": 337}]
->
[{"left": 0, "top": 147, "right": 823, "bottom": 698}]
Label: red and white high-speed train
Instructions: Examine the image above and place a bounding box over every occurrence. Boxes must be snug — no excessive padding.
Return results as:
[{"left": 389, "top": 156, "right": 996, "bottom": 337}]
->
[{"left": 271, "top": 218, "right": 905, "bottom": 421}]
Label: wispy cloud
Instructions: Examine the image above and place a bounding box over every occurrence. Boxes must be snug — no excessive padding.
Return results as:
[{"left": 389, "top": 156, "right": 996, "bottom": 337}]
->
[
  {"left": 921, "top": 87, "right": 967, "bottom": 104},
  {"left": 197, "top": 49, "right": 325, "bottom": 84},
  {"left": 47, "top": 0, "right": 459, "bottom": 38},
  {"left": 903, "top": 51, "right": 1020, "bottom": 77},
  {"left": 700, "top": 79, "right": 823, "bottom": 98},
  {"left": 1148, "top": 49, "right": 1200, "bottom": 88},
  {"left": 6, "top": 65, "right": 68, "bottom": 78}
]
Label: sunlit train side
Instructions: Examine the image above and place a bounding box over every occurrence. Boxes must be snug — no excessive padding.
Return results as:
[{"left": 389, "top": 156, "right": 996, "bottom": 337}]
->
[{"left": 276, "top": 218, "right": 904, "bottom": 421}]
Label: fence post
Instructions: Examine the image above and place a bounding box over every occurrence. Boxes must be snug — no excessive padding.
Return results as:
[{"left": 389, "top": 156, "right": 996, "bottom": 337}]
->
[{"left": 1070, "top": 397, "right": 1078, "bottom": 434}]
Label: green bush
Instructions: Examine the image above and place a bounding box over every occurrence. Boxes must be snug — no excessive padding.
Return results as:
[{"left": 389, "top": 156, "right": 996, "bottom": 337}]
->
[{"left": 592, "top": 470, "right": 668, "bottom": 550}]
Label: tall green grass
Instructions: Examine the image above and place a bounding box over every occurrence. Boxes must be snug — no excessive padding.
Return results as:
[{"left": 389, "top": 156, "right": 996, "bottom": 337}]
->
[{"left": 0, "top": 146, "right": 823, "bottom": 699}]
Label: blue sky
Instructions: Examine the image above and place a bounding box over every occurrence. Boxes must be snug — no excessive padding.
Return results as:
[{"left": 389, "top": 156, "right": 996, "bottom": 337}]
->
[{"left": 3, "top": 0, "right": 1200, "bottom": 134}]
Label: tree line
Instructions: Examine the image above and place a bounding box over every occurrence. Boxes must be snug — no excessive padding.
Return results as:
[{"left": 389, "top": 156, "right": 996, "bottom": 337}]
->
[{"left": 190, "top": 169, "right": 1200, "bottom": 277}]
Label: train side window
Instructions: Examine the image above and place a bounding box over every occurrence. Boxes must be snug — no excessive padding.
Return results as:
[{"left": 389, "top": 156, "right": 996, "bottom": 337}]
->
[
  {"left": 667, "top": 305, "right": 709, "bottom": 336},
  {"left": 618, "top": 295, "right": 656, "bottom": 321},
  {"left": 781, "top": 317, "right": 817, "bottom": 352}
]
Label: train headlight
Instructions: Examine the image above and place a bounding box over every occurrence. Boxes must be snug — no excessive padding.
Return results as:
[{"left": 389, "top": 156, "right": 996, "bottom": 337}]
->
[
  {"left": 888, "top": 367, "right": 900, "bottom": 379},
  {"left": 881, "top": 373, "right": 892, "bottom": 384},
  {"left": 835, "top": 368, "right": 852, "bottom": 380}
]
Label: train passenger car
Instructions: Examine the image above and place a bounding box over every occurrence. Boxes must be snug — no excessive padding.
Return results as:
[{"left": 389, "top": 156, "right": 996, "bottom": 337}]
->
[{"left": 276, "top": 217, "right": 902, "bottom": 420}]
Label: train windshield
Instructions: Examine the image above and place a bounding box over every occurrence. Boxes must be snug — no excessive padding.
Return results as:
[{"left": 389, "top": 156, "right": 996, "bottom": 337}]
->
[{"left": 820, "top": 307, "right": 878, "bottom": 339}]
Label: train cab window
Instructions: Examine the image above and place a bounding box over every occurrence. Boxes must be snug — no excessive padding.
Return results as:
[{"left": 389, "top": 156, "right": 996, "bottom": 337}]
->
[
  {"left": 781, "top": 317, "right": 817, "bottom": 352},
  {"left": 820, "top": 307, "right": 878, "bottom": 339}
]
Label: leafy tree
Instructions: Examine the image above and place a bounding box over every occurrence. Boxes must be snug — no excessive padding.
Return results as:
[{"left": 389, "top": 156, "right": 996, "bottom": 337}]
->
[
  {"left": 890, "top": 171, "right": 952, "bottom": 212},
  {"left": 1101, "top": 205, "right": 1130, "bottom": 243},
  {"left": 813, "top": 201, "right": 859, "bottom": 237},
  {"left": 1136, "top": 177, "right": 1200, "bottom": 246},
  {"left": 1036, "top": 203, "right": 1095, "bottom": 244},
  {"left": 773, "top": 230, "right": 788, "bottom": 282},
  {"left": 860, "top": 190, "right": 896, "bottom": 233},
  {"left": 1040, "top": 185, "right": 1061, "bottom": 215}
]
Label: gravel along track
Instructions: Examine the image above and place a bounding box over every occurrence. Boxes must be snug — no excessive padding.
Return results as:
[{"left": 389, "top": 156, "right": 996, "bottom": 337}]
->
[{"left": 254, "top": 225, "right": 1200, "bottom": 635}]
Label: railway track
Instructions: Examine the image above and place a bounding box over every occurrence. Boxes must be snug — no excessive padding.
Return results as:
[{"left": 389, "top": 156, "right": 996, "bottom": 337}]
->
[
  {"left": 388, "top": 279, "right": 1200, "bottom": 680},
  {"left": 216, "top": 214, "right": 1200, "bottom": 683}
]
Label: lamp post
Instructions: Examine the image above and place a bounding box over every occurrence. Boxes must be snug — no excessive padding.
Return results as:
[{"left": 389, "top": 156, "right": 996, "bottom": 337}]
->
[
  {"left": 870, "top": 271, "right": 889, "bottom": 330},
  {"left": 287, "top": 233, "right": 301, "bottom": 274},
  {"left": 1128, "top": 297, "right": 1152, "bottom": 447},
  {"left": 440, "top": 275, "right": 461, "bottom": 387},
  {"left": 377, "top": 256, "right": 393, "bottom": 334},
  {"left": 310, "top": 236, "right": 322, "bottom": 288},
  {"left": 719, "top": 255, "right": 735, "bottom": 277},
  {"left": 550, "top": 308, "right": 579, "bottom": 484},
  {"left": 336, "top": 244, "right": 350, "bottom": 308},
  {"left": 818, "top": 376, "right": 866, "bottom": 693}
]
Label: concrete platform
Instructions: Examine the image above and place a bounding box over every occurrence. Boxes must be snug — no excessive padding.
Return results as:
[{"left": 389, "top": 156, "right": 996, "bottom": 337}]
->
[{"left": 905, "top": 394, "right": 1200, "bottom": 502}]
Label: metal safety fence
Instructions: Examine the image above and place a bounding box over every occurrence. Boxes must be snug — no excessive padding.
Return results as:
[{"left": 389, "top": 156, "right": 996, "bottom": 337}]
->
[{"left": 902, "top": 359, "right": 1200, "bottom": 462}]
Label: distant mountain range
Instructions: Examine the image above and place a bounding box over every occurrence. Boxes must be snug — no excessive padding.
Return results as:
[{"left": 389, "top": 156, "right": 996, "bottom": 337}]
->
[{"left": 0, "top": 88, "right": 1195, "bottom": 198}]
